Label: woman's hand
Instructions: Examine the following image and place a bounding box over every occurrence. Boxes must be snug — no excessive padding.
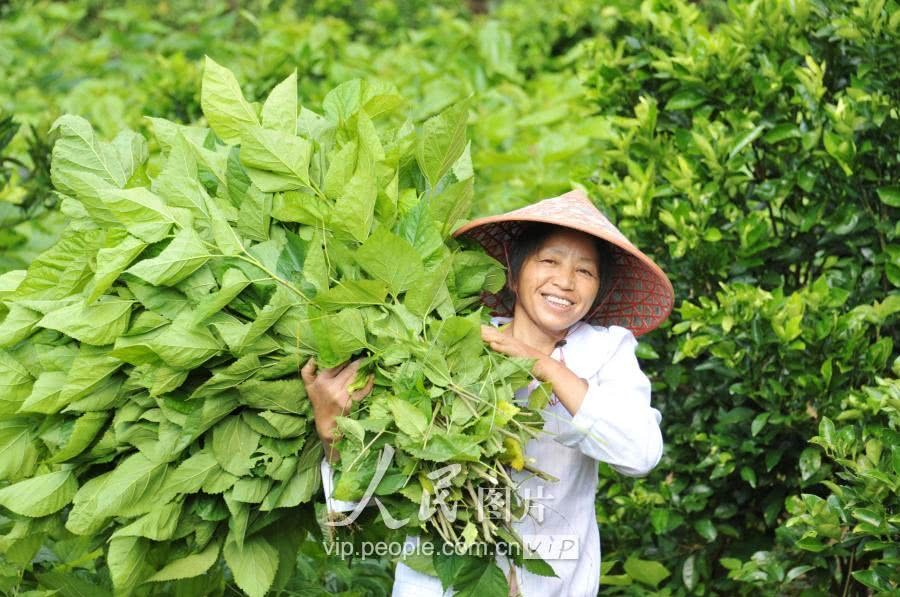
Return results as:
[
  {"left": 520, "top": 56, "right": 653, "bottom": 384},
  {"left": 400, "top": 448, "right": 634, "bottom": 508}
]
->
[
  {"left": 481, "top": 325, "right": 556, "bottom": 380},
  {"left": 480, "top": 325, "right": 542, "bottom": 359},
  {"left": 301, "top": 356, "right": 374, "bottom": 461},
  {"left": 481, "top": 326, "right": 587, "bottom": 414}
]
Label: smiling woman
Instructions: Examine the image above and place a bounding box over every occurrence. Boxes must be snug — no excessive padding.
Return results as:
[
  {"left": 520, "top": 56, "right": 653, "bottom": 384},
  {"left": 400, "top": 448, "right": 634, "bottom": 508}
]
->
[{"left": 313, "top": 189, "right": 675, "bottom": 597}]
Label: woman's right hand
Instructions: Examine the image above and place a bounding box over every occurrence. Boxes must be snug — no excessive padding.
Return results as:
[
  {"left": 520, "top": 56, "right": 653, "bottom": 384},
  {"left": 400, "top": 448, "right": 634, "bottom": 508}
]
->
[{"left": 300, "top": 356, "right": 374, "bottom": 461}]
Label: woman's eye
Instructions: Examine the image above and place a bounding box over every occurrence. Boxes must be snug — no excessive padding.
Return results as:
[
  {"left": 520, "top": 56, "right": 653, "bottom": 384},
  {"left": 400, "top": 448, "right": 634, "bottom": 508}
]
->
[
  {"left": 578, "top": 269, "right": 594, "bottom": 276},
  {"left": 541, "top": 258, "right": 556, "bottom": 264}
]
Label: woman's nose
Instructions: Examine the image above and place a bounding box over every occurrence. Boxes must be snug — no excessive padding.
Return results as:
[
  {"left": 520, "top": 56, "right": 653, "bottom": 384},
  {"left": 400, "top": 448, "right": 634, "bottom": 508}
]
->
[{"left": 553, "top": 267, "right": 576, "bottom": 289}]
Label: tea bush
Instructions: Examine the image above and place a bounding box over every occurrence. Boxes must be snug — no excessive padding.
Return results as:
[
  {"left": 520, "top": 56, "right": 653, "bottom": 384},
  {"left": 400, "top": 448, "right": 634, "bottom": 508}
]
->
[{"left": 581, "top": 0, "right": 899, "bottom": 593}]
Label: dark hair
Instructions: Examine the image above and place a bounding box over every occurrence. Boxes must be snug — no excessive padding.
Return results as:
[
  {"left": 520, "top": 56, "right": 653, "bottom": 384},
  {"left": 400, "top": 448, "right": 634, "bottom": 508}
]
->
[{"left": 503, "top": 222, "right": 616, "bottom": 317}]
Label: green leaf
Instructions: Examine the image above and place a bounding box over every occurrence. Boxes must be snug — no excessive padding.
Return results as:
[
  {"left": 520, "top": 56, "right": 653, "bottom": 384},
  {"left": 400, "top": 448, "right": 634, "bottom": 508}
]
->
[
  {"left": 240, "top": 126, "right": 311, "bottom": 192},
  {"left": 38, "top": 297, "right": 133, "bottom": 346},
  {"left": 47, "top": 412, "right": 109, "bottom": 463},
  {"left": 87, "top": 234, "right": 147, "bottom": 303},
  {"left": 727, "top": 124, "right": 765, "bottom": 160},
  {"left": 126, "top": 227, "right": 212, "bottom": 286},
  {"left": 300, "top": 230, "right": 330, "bottom": 294},
  {"left": 355, "top": 227, "right": 424, "bottom": 295},
  {"left": 260, "top": 460, "right": 319, "bottom": 511},
  {"left": 0, "top": 303, "right": 41, "bottom": 348},
  {"left": 12, "top": 229, "right": 101, "bottom": 300},
  {"left": 50, "top": 115, "right": 129, "bottom": 194},
  {"left": 98, "top": 187, "right": 177, "bottom": 243},
  {"left": 416, "top": 99, "right": 470, "bottom": 188},
  {"left": 387, "top": 397, "right": 428, "bottom": 439},
  {"left": 108, "top": 536, "right": 152, "bottom": 595},
  {"left": 262, "top": 71, "right": 298, "bottom": 134},
  {"left": 399, "top": 199, "right": 445, "bottom": 264},
  {"left": 18, "top": 371, "right": 70, "bottom": 414},
  {"left": 0, "top": 350, "right": 33, "bottom": 412},
  {"left": 523, "top": 556, "right": 558, "bottom": 578},
  {"left": 693, "top": 518, "right": 718, "bottom": 542},
  {"left": 223, "top": 535, "right": 279, "bottom": 597},
  {"left": 67, "top": 472, "right": 113, "bottom": 535},
  {"left": 94, "top": 452, "right": 169, "bottom": 517},
  {"left": 205, "top": 194, "right": 244, "bottom": 256},
  {"left": 405, "top": 256, "right": 453, "bottom": 319},
  {"left": 236, "top": 185, "right": 272, "bottom": 243},
  {"left": 272, "top": 189, "right": 329, "bottom": 226},
  {"left": 259, "top": 411, "right": 307, "bottom": 438},
  {"left": 763, "top": 123, "right": 801, "bottom": 144},
  {"left": 234, "top": 285, "right": 294, "bottom": 353},
  {"left": 276, "top": 229, "right": 308, "bottom": 279},
  {"left": 330, "top": 159, "right": 377, "bottom": 242},
  {"left": 0, "top": 420, "right": 40, "bottom": 481},
  {"left": 211, "top": 415, "right": 261, "bottom": 476},
  {"left": 313, "top": 279, "right": 388, "bottom": 311},
  {"left": 308, "top": 307, "right": 368, "bottom": 368},
  {"left": 0, "top": 270, "right": 25, "bottom": 295},
  {"left": 0, "top": 470, "right": 78, "bottom": 517},
  {"left": 190, "top": 269, "right": 251, "bottom": 325},
  {"left": 682, "top": 554, "right": 697, "bottom": 590},
  {"left": 799, "top": 447, "right": 821, "bottom": 481},
  {"left": 434, "top": 553, "right": 508, "bottom": 597},
  {"left": 152, "top": 134, "right": 211, "bottom": 218},
  {"left": 323, "top": 80, "right": 362, "bottom": 125},
  {"left": 112, "top": 500, "right": 182, "bottom": 541},
  {"left": 819, "top": 416, "right": 836, "bottom": 449},
  {"left": 665, "top": 89, "right": 706, "bottom": 110},
  {"left": 751, "top": 412, "right": 769, "bottom": 436},
  {"left": 624, "top": 555, "right": 671, "bottom": 587},
  {"left": 191, "top": 354, "right": 260, "bottom": 398},
  {"left": 852, "top": 568, "right": 893, "bottom": 592},
  {"left": 149, "top": 316, "right": 222, "bottom": 369},
  {"left": 65, "top": 375, "right": 123, "bottom": 413},
  {"left": 739, "top": 466, "right": 757, "bottom": 489},
  {"left": 237, "top": 379, "right": 307, "bottom": 415},
  {"left": 159, "top": 450, "right": 219, "bottom": 498},
  {"left": 146, "top": 538, "right": 221, "bottom": 583},
  {"left": 37, "top": 570, "right": 112, "bottom": 597},
  {"left": 323, "top": 139, "right": 357, "bottom": 200},
  {"left": 404, "top": 433, "right": 480, "bottom": 462},
  {"left": 231, "top": 477, "right": 272, "bottom": 503},
  {"left": 429, "top": 177, "right": 473, "bottom": 238},
  {"left": 876, "top": 186, "right": 900, "bottom": 207},
  {"left": 201, "top": 57, "right": 260, "bottom": 144}
]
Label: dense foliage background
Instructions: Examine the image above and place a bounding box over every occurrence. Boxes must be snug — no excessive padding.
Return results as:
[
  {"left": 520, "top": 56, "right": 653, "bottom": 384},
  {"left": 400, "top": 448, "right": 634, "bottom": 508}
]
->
[{"left": 0, "top": 0, "right": 897, "bottom": 595}]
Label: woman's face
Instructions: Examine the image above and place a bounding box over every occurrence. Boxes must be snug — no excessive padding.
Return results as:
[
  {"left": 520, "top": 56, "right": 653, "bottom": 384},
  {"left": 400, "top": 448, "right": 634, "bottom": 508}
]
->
[{"left": 511, "top": 228, "right": 601, "bottom": 335}]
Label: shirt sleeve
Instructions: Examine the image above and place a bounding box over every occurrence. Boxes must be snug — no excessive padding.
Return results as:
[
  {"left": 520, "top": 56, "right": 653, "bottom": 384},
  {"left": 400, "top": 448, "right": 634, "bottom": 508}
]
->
[
  {"left": 320, "top": 457, "right": 360, "bottom": 513},
  {"left": 553, "top": 326, "right": 663, "bottom": 477}
]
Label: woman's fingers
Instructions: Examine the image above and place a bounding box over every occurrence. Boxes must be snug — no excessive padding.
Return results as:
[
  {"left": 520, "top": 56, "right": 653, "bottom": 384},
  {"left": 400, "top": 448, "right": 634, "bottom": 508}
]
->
[
  {"left": 300, "top": 357, "right": 317, "bottom": 384},
  {"left": 302, "top": 356, "right": 369, "bottom": 397},
  {"left": 350, "top": 374, "right": 375, "bottom": 402},
  {"left": 334, "top": 358, "right": 363, "bottom": 384}
]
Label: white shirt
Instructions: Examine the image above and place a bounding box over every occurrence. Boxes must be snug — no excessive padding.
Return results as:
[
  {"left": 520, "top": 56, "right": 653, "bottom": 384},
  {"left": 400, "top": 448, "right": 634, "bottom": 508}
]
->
[{"left": 322, "top": 317, "right": 663, "bottom": 596}]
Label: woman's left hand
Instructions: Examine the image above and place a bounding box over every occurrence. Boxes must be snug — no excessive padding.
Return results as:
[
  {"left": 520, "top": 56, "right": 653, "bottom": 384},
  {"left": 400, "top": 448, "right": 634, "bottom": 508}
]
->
[
  {"left": 482, "top": 325, "right": 558, "bottom": 381},
  {"left": 480, "top": 325, "right": 541, "bottom": 360}
]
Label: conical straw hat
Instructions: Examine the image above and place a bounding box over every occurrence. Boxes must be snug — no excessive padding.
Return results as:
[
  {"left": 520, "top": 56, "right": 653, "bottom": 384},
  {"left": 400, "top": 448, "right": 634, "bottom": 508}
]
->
[{"left": 452, "top": 188, "right": 674, "bottom": 337}]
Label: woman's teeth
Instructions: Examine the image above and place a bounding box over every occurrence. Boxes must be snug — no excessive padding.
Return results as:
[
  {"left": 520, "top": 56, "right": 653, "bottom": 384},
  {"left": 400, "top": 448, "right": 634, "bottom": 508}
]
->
[{"left": 544, "top": 294, "right": 573, "bottom": 307}]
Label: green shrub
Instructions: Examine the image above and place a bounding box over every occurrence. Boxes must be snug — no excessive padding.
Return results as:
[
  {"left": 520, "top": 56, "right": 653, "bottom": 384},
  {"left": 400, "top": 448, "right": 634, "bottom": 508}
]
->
[{"left": 581, "top": 0, "right": 899, "bottom": 593}]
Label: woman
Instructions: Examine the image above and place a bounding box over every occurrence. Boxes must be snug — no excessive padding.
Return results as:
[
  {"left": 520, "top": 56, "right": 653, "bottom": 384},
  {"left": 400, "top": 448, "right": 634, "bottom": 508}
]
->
[{"left": 302, "top": 189, "right": 674, "bottom": 596}]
